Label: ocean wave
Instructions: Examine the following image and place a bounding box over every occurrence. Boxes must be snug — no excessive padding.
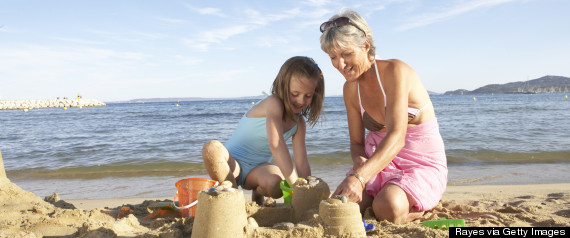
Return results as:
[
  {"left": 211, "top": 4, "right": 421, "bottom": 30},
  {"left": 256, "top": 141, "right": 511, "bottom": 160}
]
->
[
  {"left": 446, "top": 150, "right": 570, "bottom": 164},
  {"left": 7, "top": 150, "right": 568, "bottom": 180},
  {"left": 6, "top": 161, "right": 207, "bottom": 180}
]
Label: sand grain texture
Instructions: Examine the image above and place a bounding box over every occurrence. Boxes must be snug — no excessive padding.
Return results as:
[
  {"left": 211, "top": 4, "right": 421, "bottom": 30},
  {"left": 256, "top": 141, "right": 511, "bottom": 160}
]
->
[{"left": 1, "top": 154, "right": 569, "bottom": 237}]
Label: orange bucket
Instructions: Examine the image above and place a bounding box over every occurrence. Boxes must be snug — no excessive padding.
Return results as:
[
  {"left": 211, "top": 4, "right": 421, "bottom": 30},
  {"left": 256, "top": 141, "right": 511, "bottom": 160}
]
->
[{"left": 174, "top": 178, "right": 218, "bottom": 217}]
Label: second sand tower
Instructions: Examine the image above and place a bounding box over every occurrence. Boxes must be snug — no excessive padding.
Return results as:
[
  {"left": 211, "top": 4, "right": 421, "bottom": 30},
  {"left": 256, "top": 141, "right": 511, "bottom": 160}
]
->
[{"left": 291, "top": 176, "right": 330, "bottom": 222}]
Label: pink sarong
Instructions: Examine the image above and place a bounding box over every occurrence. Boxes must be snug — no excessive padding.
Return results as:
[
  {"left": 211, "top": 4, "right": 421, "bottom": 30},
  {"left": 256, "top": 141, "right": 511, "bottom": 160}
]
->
[{"left": 361, "top": 118, "right": 447, "bottom": 211}]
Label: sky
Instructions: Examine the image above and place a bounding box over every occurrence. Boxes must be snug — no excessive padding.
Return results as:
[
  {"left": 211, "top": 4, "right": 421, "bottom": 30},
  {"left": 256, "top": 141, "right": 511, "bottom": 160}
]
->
[{"left": 1, "top": 0, "right": 569, "bottom": 102}]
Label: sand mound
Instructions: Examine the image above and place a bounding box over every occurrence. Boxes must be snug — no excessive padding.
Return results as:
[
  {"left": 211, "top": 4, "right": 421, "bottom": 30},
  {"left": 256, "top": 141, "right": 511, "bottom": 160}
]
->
[{"left": 0, "top": 177, "right": 154, "bottom": 237}]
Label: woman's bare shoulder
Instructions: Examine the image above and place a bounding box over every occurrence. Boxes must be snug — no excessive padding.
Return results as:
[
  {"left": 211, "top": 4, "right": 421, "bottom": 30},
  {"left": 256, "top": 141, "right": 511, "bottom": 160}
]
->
[
  {"left": 343, "top": 81, "right": 360, "bottom": 109},
  {"left": 383, "top": 59, "right": 412, "bottom": 71},
  {"left": 343, "top": 80, "right": 358, "bottom": 93},
  {"left": 381, "top": 59, "right": 417, "bottom": 82}
]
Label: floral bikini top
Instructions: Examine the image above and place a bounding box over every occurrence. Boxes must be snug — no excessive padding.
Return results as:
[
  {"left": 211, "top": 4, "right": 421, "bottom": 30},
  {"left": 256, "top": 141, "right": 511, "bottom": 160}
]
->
[{"left": 358, "top": 60, "right": 431, "bottom": 132}]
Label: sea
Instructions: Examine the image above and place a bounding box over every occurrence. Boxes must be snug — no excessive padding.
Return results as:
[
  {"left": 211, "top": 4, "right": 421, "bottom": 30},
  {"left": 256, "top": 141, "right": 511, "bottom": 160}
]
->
[{"left": 1, "top": 93, "right": 569, "bottom": 200}]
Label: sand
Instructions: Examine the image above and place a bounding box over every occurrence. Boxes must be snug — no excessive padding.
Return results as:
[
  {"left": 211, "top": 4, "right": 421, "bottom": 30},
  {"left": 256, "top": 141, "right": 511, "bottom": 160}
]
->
[
  {"left": 192, "top": 189, "right": 248, "bottom": 238},
  {"left": 2, "top": 181, "right": 569, "bottom": 237},
  {"left": 319, "top": 199, "right": 366, "bottom": 236},
  {"left": 1, "top": 153, "right": 569, "bottom": 237}
]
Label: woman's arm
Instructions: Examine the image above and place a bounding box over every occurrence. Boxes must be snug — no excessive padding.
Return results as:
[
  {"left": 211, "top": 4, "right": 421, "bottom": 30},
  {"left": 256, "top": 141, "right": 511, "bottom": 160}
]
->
[
  {"left": 332, "top": 81, "right": 369, "bottom": 200},
  {"left": 344, "top": 81, "right": 367, "bottom": 170},
  {"left": 265, "top": 96, "right": 298, "bottom": 185},
  {"left": 291, "top": 117, "right": 310, "bottom": 178},
  {"left": 354, "top": 60, "right": 411, "bottom": 183}
]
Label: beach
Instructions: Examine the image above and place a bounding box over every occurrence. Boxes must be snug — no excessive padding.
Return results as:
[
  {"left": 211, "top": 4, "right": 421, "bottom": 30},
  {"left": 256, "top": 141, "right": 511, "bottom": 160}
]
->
[
  {"left": 1, "top": 94, "right": 569, "bottom": 236},
  {"left": 2, "top": 159, "right": 569, "bottom": 237}
]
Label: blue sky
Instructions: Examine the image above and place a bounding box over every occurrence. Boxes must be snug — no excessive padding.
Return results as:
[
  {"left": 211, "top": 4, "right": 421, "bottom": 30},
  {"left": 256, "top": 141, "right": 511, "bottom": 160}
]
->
[{"left": 1, "top": 0, "right": 569, "bottom": 101}]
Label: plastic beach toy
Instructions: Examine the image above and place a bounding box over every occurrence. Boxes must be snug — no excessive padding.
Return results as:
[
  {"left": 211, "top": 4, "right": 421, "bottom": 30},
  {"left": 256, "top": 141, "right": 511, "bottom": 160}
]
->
[
  {"left": 280, "top": 180, "right": 293, "bottom": 205},
  {"left": 143, "top": 202, "right": 180, "bottom": 220},
  {"left": 362, "top": 219, "right": 375, "bottom": 232},
  {"left": 173, "top": 178, "right": 219, "bottom": 217},
  {"left": 422, "top": 218, "right": 465, "bottom": 230},
  {"left": 148, "top": 201, "right": 177, "bottom": 211}
]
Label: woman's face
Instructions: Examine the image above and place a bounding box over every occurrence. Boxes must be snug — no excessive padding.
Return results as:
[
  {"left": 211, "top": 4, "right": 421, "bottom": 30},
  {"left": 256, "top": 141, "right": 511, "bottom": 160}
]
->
[
  {"left": 328, "top": 42, "right": 370, "bottom": 82},
  {"left": 288, "top": 75, "right": 316, "bottom": 114}
]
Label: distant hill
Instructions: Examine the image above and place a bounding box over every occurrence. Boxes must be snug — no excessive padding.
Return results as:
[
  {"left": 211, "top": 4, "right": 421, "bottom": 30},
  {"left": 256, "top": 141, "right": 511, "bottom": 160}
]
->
[
  {"left": 444, "top": 75, "right": 570, "bottom": 95},
  {"left": 427, "top": 91, "right": 441, "bottom": 96}
]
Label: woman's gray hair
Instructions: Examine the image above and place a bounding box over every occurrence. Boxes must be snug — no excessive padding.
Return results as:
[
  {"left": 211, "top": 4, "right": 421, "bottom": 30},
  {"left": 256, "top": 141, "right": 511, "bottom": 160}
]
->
[{"left": 320, "top": 9, "right": 375, "bottom": 61}]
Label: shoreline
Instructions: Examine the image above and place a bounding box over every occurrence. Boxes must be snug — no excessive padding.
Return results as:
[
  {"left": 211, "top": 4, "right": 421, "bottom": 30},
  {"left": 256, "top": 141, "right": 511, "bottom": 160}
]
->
[
  {"left": 65, "top": 183, "right": 570, "bottom": 211},
  {"left": 10, "top": 161, "right": 570, "bottom": 201}
]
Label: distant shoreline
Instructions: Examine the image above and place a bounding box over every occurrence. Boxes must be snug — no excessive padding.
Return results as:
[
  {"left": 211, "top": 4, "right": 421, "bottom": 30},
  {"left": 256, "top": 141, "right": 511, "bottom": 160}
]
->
[
  {"left": 0, "top": 98, "right": 106, "bottom": 111},
  {"left": 105, "top": 92, "right": 570, "bottom": 104},
  {"left": 4, "top": 91, "right": 566, "bottom": 106}
]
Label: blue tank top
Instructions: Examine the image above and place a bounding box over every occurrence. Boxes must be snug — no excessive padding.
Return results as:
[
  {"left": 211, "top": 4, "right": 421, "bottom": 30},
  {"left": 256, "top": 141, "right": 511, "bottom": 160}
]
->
[{"left": 225, "top": 113, "right": 298, "bottom": 166}]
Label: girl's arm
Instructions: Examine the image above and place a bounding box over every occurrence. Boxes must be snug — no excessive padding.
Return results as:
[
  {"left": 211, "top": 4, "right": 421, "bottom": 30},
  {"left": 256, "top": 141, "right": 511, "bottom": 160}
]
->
[
  {"left": 265, "top": 96, "right": 298, "bottom": 185},
  {"left": 291, "top": 116, "right": 310, "bottom": 178}
]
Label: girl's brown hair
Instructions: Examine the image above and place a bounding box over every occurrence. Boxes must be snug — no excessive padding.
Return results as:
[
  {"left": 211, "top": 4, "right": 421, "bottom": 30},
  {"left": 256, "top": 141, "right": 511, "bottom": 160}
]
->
[{"left": 271, "top": 56, "right": 324, "bottom": 127}]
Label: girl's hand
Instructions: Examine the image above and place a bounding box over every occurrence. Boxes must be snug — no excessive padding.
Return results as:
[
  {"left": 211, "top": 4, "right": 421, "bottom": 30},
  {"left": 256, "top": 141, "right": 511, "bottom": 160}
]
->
[
  {"left": 332, "top": 175, "right": 364, "bottom": 203},
  {"left": 285, "top": 174, "right": 298, "bottom": 186}
]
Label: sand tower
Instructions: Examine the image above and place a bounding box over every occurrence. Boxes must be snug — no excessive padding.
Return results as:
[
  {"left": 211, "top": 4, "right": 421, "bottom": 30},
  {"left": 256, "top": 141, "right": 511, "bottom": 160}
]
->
[
  {"left": 0, "top": 150, "right": 6, "bottom": 179},
  {"left": 319, "top": 198, "right": 366, "bottom": 237},
  {"left": 291, "top": 176, "right": 330, "bottom": 222},
  {"left": 191, "top": 186, "right": 248, "bottom": 238}
]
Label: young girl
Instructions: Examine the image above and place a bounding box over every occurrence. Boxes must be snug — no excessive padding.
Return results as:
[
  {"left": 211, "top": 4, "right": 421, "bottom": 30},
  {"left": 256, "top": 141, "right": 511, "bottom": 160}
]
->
[{"left": 202, "top": 56, "right": 325, "bottom": 204}]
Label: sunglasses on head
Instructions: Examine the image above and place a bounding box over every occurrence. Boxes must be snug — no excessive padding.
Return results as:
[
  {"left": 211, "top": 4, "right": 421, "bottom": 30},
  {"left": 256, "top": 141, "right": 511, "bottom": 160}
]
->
[{"left": 320, "top": 17, "right": 366, "bottom": 36}]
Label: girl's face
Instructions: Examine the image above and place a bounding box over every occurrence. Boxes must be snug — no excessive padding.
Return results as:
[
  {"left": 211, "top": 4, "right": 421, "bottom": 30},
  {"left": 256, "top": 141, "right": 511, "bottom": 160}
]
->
[
  {"left": 328, "top": 41, "right": 370, "bottom": 82},
  {"left": 288, "top": 75, "right": 317, "bottom": 114}
]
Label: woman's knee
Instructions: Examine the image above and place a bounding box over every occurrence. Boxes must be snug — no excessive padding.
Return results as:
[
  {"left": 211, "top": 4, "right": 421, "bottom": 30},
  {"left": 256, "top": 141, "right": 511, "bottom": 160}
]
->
[
  {"left": 373, "top": 200, "right": 410, "bottom": 223},
  {"left": 372, "top": 188, "right": 411, "bottom": 223}
]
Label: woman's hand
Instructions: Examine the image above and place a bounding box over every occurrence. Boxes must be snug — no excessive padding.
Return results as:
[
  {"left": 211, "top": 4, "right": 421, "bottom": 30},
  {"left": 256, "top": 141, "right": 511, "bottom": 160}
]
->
[
  {"left": 353, "top": 156, "right": 367, "bottom": 171},
  {"left": 332, "top": 175, "right": 364, "bottom": 203}
]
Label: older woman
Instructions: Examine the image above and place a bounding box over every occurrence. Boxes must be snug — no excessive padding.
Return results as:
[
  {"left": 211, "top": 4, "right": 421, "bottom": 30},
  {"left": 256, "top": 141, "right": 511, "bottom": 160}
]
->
[{"left": 319, "top": 9, "right": 447, "bottom": 224}]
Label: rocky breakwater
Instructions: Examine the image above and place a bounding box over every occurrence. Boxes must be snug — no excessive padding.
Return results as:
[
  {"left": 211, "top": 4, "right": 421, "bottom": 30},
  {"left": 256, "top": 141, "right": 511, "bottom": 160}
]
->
[{"left": 0, "top": 98, "right": 106, "bottom": 110}]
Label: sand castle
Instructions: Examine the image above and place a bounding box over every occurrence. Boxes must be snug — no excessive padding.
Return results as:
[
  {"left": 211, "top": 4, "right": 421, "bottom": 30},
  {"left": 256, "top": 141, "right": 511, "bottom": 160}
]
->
[
  {"left": 320, "top": 197, "right": 366, "bottom": 237},
  {"left": 190, "top": 176, "right": 367, "bottom": 238},
  {"left": 191, "top": 182, "right": 248, "bottom": 238},
  {"left": 291, "top": 176, "right": 331, "bottom": 222}
]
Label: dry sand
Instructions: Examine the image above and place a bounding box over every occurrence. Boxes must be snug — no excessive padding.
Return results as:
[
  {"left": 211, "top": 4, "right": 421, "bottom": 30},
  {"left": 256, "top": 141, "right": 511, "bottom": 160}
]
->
[
  {"left": 2, "top": 178, "right": 568, "bottom": 237},
  {"left": 1, "top": 153, "right": 569, "bottom": 237}
]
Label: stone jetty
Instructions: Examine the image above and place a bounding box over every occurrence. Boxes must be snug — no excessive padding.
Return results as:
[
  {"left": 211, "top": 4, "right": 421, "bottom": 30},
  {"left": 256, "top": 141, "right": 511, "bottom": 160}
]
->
[{"left": 0, "top": 98, "right": 106, "bottom": 110}]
